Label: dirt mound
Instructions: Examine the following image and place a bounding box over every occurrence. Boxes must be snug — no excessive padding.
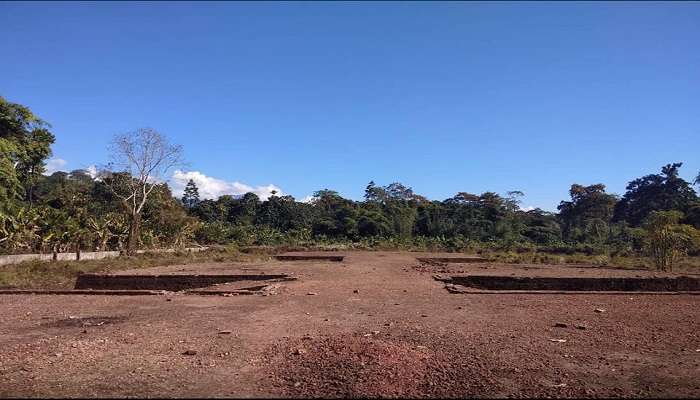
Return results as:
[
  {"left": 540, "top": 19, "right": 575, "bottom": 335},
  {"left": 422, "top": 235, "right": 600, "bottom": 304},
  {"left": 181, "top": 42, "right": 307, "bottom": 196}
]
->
[
  {"left": 263, "top": 335, "right": 433, "bottom": 398},
  {"left": 261, "top": 332, "right": 614, "bottom": 398}
]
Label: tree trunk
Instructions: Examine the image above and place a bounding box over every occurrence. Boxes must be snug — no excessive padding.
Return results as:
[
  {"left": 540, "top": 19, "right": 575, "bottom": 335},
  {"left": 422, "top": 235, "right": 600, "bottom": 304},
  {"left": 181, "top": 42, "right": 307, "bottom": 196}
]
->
[
  {"left": 126, "top": 213, "right": 141, "bottom": 256},
  {"left": 99, "top": 236, "right": 108, "bottom": 252},
  {"left": 76, "top": 239, "right": 81, "bottom": 261},
  {"left": 52, "top": 244, "right": 58, "bottom": 262}
]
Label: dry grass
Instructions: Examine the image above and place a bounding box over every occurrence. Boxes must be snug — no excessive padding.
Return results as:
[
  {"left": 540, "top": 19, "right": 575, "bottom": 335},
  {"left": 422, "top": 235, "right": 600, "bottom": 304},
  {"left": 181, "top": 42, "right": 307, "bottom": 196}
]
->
[
  {"left": 3, "top": 246, "right": 699, "bottom": 290},
  {"left": 483, "top": 251, "right": 700, "bottom": 274},
  {"left": 0, "top": 248, "right": 267, "bottom": 289}
]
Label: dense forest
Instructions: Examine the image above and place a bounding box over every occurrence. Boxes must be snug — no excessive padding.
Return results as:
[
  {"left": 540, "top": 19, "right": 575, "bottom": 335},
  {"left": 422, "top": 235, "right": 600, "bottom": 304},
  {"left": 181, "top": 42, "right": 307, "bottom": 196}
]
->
[{"left": 2, "top": 96, "right": 700, "bottom": 267}]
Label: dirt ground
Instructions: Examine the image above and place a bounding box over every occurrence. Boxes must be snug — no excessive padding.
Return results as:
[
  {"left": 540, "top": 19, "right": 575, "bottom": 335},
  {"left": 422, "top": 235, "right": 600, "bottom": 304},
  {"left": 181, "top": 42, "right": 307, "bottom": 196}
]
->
[{"left": 1, "top": 251, "right": 699, "bottom": 398}]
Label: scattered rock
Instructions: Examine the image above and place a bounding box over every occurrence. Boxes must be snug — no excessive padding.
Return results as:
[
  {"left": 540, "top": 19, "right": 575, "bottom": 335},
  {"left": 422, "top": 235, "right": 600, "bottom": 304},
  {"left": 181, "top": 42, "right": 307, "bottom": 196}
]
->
[
  {"left": 294, "top": 382, "right": 301, "bottom": 388},
  {"left": 218, "top": 330, "right": 233, "bottom": 335},
  {"left": 307, "top": 292, "right": 318, "bottom": 296},
  {"left": 575, "top": 325, "right": 587, "bottom": 330},
  {"left": 549, "top": 339, "right": 567, "bottom": 343},
  {"left": 371, "top": 330, "right": 380, "bottom": 335},
  {"left": 594, "top": 308, "right": 606, "bottom": 313},
  {"left": 554, "top": 322, "right": 568, "bottom": 328},
  {"left": 421, "top": 314, "right": 428, "bottom": 318},
  {"left": 353, "top": 289, "right": 359, "bottom": 293},
  {"left": 292, "top": 348, "right": 306, "bottom": 355},
  {"left": 182, "top": 350, "right": 197, "bottom": 356},
  {"left": 166, "top": 298, "right": 172, "bottom": 302}
]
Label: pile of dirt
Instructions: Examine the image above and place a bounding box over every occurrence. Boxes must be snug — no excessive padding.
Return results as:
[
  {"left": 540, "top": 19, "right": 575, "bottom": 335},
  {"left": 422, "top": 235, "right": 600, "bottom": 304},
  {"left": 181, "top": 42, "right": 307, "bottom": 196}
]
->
[
  {"left": 261, "top": 332, "right": 618, "bottom": 398},
  {"left": 262, "top": 335, "right": 433, "bottom": 398}
]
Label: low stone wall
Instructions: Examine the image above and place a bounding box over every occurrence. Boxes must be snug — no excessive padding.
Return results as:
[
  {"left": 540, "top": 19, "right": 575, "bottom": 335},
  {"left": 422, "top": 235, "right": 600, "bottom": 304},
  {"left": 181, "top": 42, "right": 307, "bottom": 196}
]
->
[
  {"left": 74, "top": 273, "right": 294, "bottom": 291},
  {"left": 447, "top": 275, "right": 700, "bottom": 292},
  {"left": 274, "top": 255, "right": 344, "bottom": 262},
  {"left": 0, "top": 247, "right": 208, "bottom": 267},
  {"left": 417, "top": 257, "right": 488, "bottom": 263}
]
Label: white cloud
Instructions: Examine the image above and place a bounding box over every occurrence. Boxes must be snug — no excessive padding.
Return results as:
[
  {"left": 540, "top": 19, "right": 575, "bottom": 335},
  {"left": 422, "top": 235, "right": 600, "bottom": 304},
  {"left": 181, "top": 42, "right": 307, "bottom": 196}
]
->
[
  {"left": 300, "top": 195, "right": 316, "bottom": 203},
  {"left": 44, "top": 158, "right": 68, "bottom": 175},
  {"left": 171, "top": 170, "right": 283, "bottom": 201},
  {"left": 521, "top": 205, "right": 536, "bottom": 212},
  {"left": 86, "top": 165, "right": 98, "bottom": 179}
]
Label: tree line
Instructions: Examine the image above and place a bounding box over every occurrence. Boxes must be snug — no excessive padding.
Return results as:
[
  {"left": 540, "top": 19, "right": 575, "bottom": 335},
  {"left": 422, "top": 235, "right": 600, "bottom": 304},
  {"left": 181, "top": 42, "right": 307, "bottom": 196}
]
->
[{"left": 2, "top": 96, "right": 699, "bottom": 269}]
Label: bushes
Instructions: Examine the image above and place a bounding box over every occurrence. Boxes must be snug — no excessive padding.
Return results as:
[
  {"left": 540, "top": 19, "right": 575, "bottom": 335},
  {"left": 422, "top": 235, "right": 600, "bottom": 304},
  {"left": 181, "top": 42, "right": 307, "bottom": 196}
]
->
[
  {"left": 642, "top": 211, "right": 700, "bottom": 271},
  {"left": 195, "top": 221, "right": 234, "bottom": 245},
  {"left": 195, "top": 223, "right": 317, "bottom": 248}
]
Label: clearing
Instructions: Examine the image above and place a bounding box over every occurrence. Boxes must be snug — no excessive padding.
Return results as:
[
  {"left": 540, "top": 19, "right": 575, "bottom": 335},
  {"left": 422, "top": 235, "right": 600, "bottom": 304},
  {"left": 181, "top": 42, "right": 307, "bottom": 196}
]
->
[{"left": 0, "top": 251, "right": 698, "bottom": 398}]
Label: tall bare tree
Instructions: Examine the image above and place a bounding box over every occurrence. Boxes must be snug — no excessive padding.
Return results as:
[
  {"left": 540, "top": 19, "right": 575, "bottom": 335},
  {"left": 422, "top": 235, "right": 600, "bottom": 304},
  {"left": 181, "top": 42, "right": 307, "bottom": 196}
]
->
[{"left": 102, "top": 128, "right": 183, "bottom": 255}]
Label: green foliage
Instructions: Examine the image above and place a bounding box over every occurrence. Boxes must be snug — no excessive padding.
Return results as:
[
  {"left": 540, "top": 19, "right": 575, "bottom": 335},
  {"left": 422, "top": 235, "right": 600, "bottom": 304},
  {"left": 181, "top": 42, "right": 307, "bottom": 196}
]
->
[
  {"left": 181, "top": 179, "right": 200, "bottom": 208},
  {"left": 614, "top": 163, "right": 698, "bottom": 226},
  {"left": 0, "top": 207, "right": 41, "bottom": 252},
  {"left": 0, "top": 96, "right": 55, "bottom": 205},
  {"left": 142, "top": 184, "right": 199, "bottom": 248},
  {"left": 0, "top": 138, "right": 23, "bottom": 209},
  {"left": 195, "top": 221, "right": 234, "bottom": 245},
  {"left": 1, "top": 93, "right": 699, "bottom": 265},
  {"left": 642, "top": 210, "right": 700, "bottom": 271},
  {"left": 558, "top": 184, "right": 617, "bottom": 243}
]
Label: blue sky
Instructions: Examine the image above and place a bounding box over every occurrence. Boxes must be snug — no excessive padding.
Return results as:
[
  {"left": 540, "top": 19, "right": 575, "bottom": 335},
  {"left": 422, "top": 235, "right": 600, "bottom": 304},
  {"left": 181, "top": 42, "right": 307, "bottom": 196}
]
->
[{"left": 2, "top": 2, "right": 699, "bottom": 210}]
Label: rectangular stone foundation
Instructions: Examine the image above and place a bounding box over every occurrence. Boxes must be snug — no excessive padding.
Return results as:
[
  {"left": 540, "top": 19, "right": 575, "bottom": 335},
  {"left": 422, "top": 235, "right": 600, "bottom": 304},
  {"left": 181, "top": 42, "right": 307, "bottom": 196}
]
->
[
  {"left": 74, "top": 274, "right": 294, "bottom": 291},
  {"left": 417, "top": 257, "right": 488, "bottom": 263},
  {"left": 274, "top": 255, "right": 344, "bottom": 262},
  {"left": 445, "top": 275, "right": 700, "bottom": 292}
]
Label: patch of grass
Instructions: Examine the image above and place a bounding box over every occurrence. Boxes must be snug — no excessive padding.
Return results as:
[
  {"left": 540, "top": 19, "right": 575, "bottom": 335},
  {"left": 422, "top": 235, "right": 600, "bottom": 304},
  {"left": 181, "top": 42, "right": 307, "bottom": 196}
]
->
[
  {"left": 0, "top": 248, "right": 266, "bottom": 289},
  {"left": 479, "top": 250, "right": 700, "bottom": 274}
]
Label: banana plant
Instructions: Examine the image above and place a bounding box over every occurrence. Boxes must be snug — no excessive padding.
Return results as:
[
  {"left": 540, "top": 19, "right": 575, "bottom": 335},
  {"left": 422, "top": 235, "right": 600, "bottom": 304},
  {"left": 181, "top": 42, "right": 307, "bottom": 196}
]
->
[
  {"left": 172, "top": 219, "right": 200, "bottom": 248},
  {"left": 109, "top": 213, "right": 130, "bottom": 253},
  {"left": 0, "top": 207, "right": 41, "bottom": 252},
  {"left": 87, "top": 213, "right": 119, "bottom": 251}
]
